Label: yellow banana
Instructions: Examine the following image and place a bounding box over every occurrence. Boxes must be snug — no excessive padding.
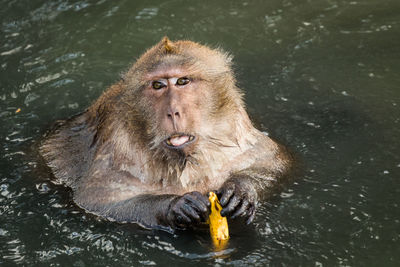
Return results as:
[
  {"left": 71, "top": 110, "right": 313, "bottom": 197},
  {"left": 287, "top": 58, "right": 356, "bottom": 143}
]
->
[{"left": 208, "top": 192, "right": 229, "bottom": 249}]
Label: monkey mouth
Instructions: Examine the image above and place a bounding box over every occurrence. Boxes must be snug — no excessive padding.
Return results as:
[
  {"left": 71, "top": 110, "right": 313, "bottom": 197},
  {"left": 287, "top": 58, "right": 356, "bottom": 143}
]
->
[{"left": 164, "top": 134, "right": 196, "bottom": 149}]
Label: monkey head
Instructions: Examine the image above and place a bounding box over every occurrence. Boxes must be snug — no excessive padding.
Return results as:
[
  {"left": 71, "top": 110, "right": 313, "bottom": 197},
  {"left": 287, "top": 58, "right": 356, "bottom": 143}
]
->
[{"left": 120, "top": 37, "right": 245, "bottom": 159}]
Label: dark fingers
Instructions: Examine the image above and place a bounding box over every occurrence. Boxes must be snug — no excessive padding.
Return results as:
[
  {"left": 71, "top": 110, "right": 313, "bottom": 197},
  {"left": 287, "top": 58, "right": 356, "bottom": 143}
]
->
[
  {"left": 246, "top": 205, "right": 256, "bottom": 224},
  {"left": 230, "top": 199, "right": 249, "bottom": 219},
  {"left": 220, "top": 194, "right": 240, "bottom": 217},
  {"left": 219, "top": 185, "right": 235, "bottom": 206}
]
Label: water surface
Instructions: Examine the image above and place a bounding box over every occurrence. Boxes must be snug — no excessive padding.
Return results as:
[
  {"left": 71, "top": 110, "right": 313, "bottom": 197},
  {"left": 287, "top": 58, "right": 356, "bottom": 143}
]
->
[{"left": 1, "top": 0, "right": 400, "bottom": 265}]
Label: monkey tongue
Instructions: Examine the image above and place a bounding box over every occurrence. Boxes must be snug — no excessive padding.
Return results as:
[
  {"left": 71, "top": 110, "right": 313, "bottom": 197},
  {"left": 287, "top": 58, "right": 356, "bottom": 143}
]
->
[{"left": 169, "top": 135, "right": 190, "bottom": 147}]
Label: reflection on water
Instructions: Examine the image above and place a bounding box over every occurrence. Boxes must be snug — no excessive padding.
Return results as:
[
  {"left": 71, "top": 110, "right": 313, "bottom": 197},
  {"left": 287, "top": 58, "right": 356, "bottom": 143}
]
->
[{"left": 1, "top": 0, "right": 400, "bottom": 265}]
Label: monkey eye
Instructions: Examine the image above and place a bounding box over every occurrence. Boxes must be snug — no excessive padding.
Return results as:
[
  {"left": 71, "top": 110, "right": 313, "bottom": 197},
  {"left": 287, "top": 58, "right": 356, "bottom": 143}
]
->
[
  {"left": 176, "top": 77, "right": 190, "bottom": 86},
  {"left": 152, "top": 81, "right": 165, "bottom": 90}
]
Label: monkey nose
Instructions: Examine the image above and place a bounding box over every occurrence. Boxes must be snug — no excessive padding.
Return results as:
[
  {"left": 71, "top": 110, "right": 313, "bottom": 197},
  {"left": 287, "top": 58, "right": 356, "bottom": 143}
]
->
[
  {"left": 167, "top": 107, "right": 181, "bottom": 119},
  {"left": 167, "top": 110, "right": 180, "bottom": 119},
  {"left": 167, "top": 107, "right": 182, "bottom": 131}
]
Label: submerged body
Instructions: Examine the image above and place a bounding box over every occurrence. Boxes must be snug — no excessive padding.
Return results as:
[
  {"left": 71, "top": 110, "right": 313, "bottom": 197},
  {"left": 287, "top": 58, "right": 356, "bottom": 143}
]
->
[{"left": 40, "top": 38, "right": 291, "bottom": 232}]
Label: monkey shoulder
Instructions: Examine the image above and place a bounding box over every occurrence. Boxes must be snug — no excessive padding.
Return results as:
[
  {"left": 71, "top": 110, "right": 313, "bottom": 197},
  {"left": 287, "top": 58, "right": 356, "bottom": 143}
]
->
[
  {"left": 231, "top": 130, "right": 291, "bottom": 178},
  {"left": 40, "top": 112, "right": 96, "bottom": 188}
]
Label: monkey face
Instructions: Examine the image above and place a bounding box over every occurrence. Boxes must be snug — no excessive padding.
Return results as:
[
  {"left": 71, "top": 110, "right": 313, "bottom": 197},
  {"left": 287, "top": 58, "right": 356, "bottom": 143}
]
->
[{"left": 140, "top": 66, "right": 213, "bottom": 155}]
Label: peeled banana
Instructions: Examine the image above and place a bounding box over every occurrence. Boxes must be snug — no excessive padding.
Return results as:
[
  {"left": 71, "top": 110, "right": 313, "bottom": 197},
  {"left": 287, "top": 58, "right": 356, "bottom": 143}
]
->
[{"left": 208, "top": 191, "right": 229, "bottom": 249}]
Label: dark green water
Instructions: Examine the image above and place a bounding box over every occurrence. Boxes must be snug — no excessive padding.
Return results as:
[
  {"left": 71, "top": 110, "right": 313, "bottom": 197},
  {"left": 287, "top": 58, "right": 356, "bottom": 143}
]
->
[{"left": 1, "top": 0, "right": 400, "bottom": 265}]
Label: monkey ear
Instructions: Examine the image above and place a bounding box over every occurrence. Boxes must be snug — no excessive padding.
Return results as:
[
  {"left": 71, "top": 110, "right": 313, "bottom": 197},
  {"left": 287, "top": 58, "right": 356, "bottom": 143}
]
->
[{"left": 159, "top": 36, "right": 176, "bottom": 54}]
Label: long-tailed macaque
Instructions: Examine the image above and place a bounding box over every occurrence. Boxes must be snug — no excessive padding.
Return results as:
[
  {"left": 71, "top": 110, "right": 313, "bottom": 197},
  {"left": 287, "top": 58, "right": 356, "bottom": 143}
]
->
[{"left": 40, "top": 37, "right": 291, "bottom": 232}]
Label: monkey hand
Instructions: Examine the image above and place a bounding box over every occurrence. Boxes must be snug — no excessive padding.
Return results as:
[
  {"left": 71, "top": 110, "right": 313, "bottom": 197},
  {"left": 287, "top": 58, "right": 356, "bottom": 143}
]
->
[
  {"left": 217, "top": 177, "right": 258, "bottom": 224},
  {"left": 166, "top": 191, "right": 210, "bottom": 229}
]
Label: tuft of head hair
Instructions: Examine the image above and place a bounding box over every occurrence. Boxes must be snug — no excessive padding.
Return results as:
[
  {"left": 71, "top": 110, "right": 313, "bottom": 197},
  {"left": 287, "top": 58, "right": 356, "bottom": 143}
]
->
[{"left": 161, "top": 36, "right": 175, "bottom": 53}]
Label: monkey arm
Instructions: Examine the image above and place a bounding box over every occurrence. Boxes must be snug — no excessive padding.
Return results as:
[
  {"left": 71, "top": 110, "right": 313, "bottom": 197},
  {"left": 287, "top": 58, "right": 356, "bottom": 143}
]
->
[
  {"left": 73, "top": 172, "right": 210, "bottom": 232},
  {"left": 217, "top": 172, "right": 271, "bottom": 224},
  {"left": 216, "top": 138, "right": 292, "bottom": 223},
  {"left": 217, "top": 158, "right": 290, "bottom": 224},
  {"left": 77, "top": 191, "right": 178, "bottom": 231}
]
